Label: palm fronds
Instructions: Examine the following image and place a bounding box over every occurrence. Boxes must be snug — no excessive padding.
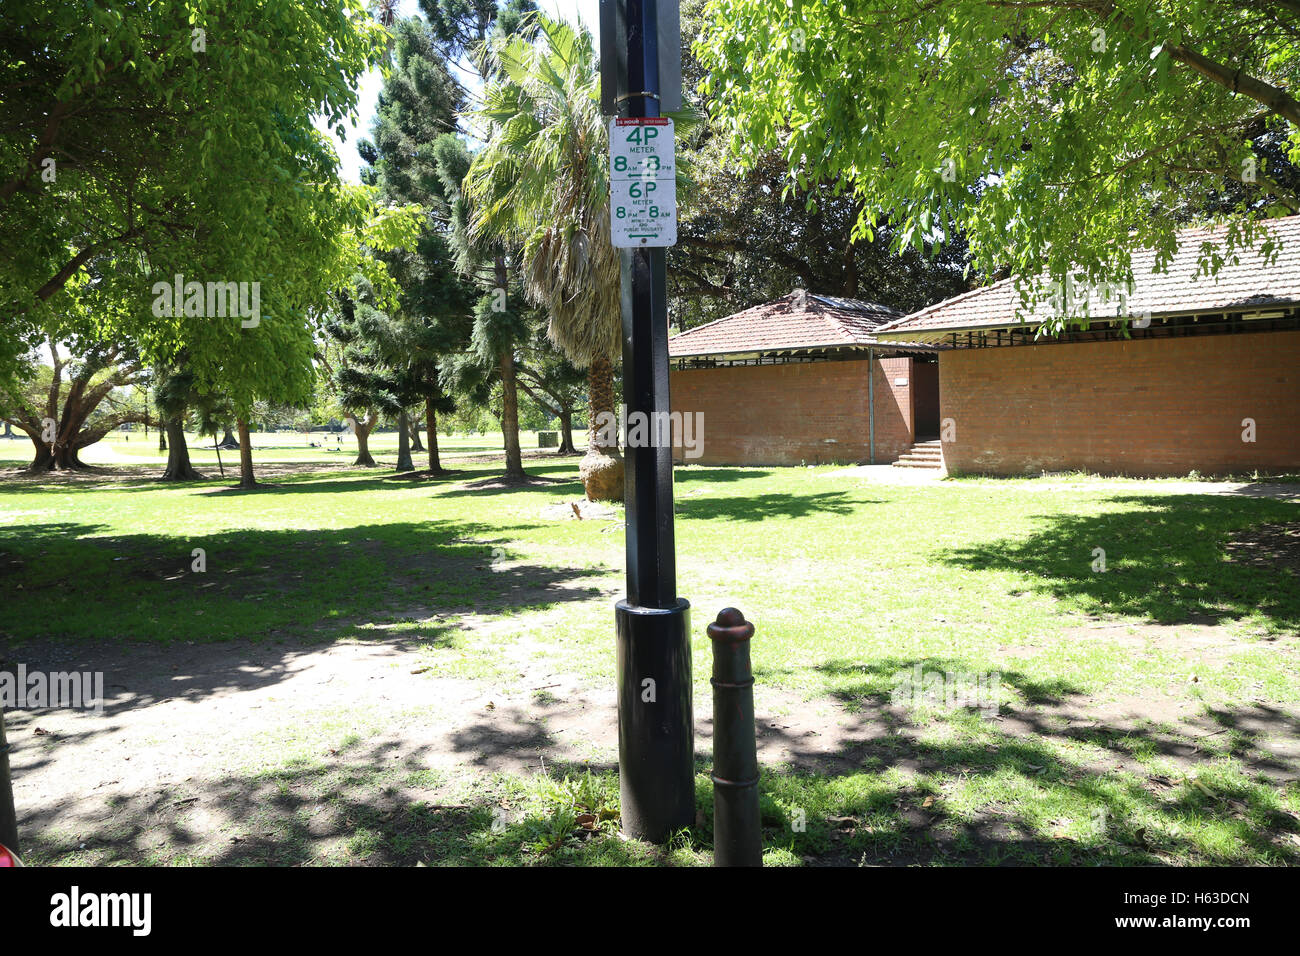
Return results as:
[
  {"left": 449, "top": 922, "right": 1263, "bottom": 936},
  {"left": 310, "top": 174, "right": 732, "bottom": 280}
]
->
[{"left": 464, "top": 13, "right": 621, "bottom": 368}]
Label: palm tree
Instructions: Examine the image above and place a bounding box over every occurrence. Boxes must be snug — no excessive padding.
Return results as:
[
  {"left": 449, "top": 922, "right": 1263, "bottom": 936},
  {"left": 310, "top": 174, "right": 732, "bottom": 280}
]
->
[
  {"left": 370, "top": 0, "right": 399, "bottom": 26},
  {"left": 463, "top": 14, "right": 623, "bottom": 500}
]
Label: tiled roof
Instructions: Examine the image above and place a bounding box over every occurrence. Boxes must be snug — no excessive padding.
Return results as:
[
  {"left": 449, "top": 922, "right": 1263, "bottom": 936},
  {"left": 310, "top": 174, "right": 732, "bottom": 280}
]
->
[
  {"left": 877, "top": 215, "right": 1300, "bottom": 341},
  {"left": 669, "top": 291, "right": 920, "bottom": 357}
]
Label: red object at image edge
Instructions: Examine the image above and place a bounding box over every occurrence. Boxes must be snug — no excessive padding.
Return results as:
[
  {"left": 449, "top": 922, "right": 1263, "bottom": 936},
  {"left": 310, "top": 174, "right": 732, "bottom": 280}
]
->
[{"left": 0, "top": 843, "right": 21, "bottom": 867}]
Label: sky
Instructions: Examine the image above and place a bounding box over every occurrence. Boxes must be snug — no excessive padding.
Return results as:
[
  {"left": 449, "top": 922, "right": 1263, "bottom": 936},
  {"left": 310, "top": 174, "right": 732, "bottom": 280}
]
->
[{"left": 322, "top": 0, "right": 601, "bottom": 183}]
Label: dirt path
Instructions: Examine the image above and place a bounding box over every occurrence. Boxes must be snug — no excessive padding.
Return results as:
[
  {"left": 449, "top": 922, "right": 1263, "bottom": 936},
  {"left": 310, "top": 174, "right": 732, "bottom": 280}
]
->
[
  {"left": 5, "top": 626, "right": 872, "bottom": 834},
  {"left": 9, "top": 604, "right": 1298, "bottom": 861}
]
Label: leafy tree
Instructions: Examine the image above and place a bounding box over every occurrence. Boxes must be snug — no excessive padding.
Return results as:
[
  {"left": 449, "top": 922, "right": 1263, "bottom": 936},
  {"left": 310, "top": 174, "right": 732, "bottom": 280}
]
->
[
  {"left": 153, "top": 363, "right": 218, "bottom": 481},
  {"left": 0, "top": 0, "right": 389, "bottom": 372},
  {"left": 357, "top": 16, "right": 479, "bottom": 473},
  {"left": 3, "top": 1, "right": 424, "bottom": 489},
  {"left": 666, "top": 0, "right": 971, "bottom": 324},
  {"left": 438, "top": 133, "right": 532, "bottom": 481},
  {"left": 407, "top": 1, "right": 543, "bottom": 482},
  {"left": 323, "top": 277, "right": 404, "bottom": 468},
  {"left": 697, "top": 0, "right": 1300, "bottom": 323},
  {"left": 418, "top": 0, "right": 537, "bottom": 92},
  {"left": 0, "top": 336, "right": 146, "bottom": 471},
  {"left": 674, "top": 122, "right": 973, "bottom": 326},
  {"left": 516, "top": 325, "right": 586, "bottom": 455}
]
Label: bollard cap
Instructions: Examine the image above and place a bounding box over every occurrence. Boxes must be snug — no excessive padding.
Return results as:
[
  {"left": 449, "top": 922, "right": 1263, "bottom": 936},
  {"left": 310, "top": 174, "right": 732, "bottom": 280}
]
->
[{"left": 708, "top": 607, "right": 754, "bottom": 644}]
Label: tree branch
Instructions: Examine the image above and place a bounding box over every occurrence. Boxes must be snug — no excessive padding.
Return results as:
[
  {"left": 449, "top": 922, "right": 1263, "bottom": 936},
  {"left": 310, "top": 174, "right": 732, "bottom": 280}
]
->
[{"left": 1165, "top": 42, "right": 1300, "bottom": 128}]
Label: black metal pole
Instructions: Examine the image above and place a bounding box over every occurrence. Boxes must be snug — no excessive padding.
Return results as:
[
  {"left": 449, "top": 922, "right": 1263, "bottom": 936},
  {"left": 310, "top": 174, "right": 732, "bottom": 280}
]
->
[
  {"left": 0, "top": 707, "right": 18, "bottom": 855},
  {"left": 614, "top": 0, "right": 693, "bottom": 844},
  {"left": 709, "top": 608, "right": 761, "bottom": 866}
]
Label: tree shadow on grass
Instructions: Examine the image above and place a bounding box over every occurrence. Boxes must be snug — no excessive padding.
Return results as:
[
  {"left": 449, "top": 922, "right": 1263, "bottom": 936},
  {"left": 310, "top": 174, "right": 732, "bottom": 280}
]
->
[
  {"left": 20, "top": 742, "right": 658, "bottom": 867},
  {"left": 436, "top": 476, "right": 585, "bottom": 498},
  {"left": 744, "top": 656, "right": 1300, "bottom": 865},
  {"left": 673, "top": 467, "right": 773, "bottom": 484},
  {"left": 675, "top": 490, "right": 868, "bottom": 522},
  {"left": 0, "top": 518, "right": 603, "bottom": 651},
  {"left": 20, "top": 660, "right": 1300, "bottom": 866},
  {"left": 937, "top": 494, "right": 1300, "bottom": 631},
  {"left": 0, "top": 459, "right": 516, "bottom": 495}
]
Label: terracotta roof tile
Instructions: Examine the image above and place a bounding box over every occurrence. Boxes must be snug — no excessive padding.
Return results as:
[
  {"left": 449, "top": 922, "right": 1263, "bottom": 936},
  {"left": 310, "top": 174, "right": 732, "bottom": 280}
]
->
[
  {"left": 669, "top": 291, "right": 906, "bottom": 357},
  {"left": 878, "top": 215, "right": 1300, "bottom": 338}
]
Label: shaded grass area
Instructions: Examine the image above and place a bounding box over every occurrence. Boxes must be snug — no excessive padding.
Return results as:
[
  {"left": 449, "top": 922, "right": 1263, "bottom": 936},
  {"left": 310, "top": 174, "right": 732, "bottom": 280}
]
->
[
  {"left": 942, "top": 494, "right": 1300, "bottom": 629},
  {"left": 25, "top": 729, "right": 1300, "bottom": 867},
  {"left": 0, "top": 462, "right": 592, "bottom": 645},
  {"left": 0, "top": 429, "right": 556, "bottom": 470}
]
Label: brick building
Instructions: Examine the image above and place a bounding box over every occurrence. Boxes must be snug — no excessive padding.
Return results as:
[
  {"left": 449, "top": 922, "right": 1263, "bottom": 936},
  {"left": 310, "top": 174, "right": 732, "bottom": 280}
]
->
[
  {"left": 670, "top": 216, "right": 1300, "bottom": 475},
  {"left": 668, "top": 292, "right": 941, "bottom": 465},
  {"left": 874, "top": 216, "right": 1300, "bottom": 476}
]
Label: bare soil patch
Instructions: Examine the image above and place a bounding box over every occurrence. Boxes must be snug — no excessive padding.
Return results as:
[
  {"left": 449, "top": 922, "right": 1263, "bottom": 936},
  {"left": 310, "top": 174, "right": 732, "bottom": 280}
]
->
[
  {"left": 1224, "top": 521, "right": 1300, "bottom": 575},
  {"left": 10, "top": 597, "right": 1298, "bottom": 863}
]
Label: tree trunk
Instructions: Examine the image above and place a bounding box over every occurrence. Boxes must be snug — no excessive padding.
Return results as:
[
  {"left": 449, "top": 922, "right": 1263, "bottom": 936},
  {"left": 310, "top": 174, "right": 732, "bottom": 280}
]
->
[
  {"left": 579, "top": 355, "right": 624, "bottom": 501},
  {"left": 499, "top": 348, "right": 526, "bottom": 481},
  {"left": 2, "top": 421, "right": 11, "bottom": 438},
  {"left": 349, "top": 413, "right": 377, "bottom": 466},
  {"left": 557, "top": 404, "right": 577, "bottom": 455},
  {"left": 236, "top": 418, "right": 255, "bottom": 487},
  {"left": 24, "top": 433, "right": 89, "bottom": 471},
  {"left": 409, "top": 416, "right": 424, "bottom": 453},
  {"left": 395, "top": 409, "right": 414, "bottom": 472},
  {"left": 20, "top": 396, "right": 120, "bottom": 471},
  {"left": 159, "top": 427, "right": 166, "bottom": 452},
  {"left": 354, "top": 429, "right": 375, "bottom": 466},
  {"left": 0, "top": 707, "right": 17, "bottom": 856},
  {"left": 218, "top": 427, "right": 239, "bottom": 450},
  {"left": 425, "top": 397, "right": 443, "bottom": 473},
  {"left": 160, "top": 417, "right": 202, "bottom": 480}
]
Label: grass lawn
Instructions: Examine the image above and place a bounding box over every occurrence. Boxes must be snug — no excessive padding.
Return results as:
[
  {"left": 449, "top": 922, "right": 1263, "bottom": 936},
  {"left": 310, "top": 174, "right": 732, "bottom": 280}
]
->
[{"left": 2, "top": 440, "right": 1299, "bottom": 866}]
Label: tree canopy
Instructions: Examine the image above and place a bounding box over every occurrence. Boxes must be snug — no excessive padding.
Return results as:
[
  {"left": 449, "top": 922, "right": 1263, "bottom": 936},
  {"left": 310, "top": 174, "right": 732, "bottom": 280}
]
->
[
  {"left": 1, "top": 0, "right": 390, "bottom": 370},
  {"left": 697, "top": 0, "right": 1300, "bottom": 325}
]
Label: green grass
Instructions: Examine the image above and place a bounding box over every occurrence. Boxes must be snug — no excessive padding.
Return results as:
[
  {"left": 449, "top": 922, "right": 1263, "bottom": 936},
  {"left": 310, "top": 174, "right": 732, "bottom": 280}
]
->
[{"left": 5, "top": 452, "right": 1300, "bottom": 865}]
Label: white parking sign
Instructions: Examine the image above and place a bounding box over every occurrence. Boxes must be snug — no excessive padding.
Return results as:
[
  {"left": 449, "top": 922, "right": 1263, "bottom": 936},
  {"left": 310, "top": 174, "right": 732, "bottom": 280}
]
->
[{"left": 609, "top": 118, "right": 676, "bottom": 248}]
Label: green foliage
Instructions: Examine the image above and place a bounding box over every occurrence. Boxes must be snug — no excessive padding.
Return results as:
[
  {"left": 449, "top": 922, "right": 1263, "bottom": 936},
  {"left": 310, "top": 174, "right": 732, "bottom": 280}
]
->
[
  {"left": 466, "top": 13, "right": 623, "bottom": 366},
  {"left": 697, "top": 0, "right": 1300, "bottom": 328},
  {"left": 324, "top": 276, "right": 406, "bottom": 418},
  {"left": 672, "top": 0, "right": 971, "bottom": 325},
  {"left": 359, "top": 18, "right": 463, "bottom": 205},
  {"left": 0, "top": 0, "right": 391, "bottom": 379},
  {"left": 356, "top": 16, "right": 479, "bottom": 427},
  {"left": 417, "top": 0, "right": 538, "bottom": 77}
]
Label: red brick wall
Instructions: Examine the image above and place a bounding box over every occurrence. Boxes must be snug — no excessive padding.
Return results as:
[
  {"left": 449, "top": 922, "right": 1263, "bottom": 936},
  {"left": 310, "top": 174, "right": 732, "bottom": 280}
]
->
[
  {"left": 875, "top": 357, "right": 914, "bottom": 459},
  {"left": 939, "top": 329, "right": 1300, "bottom": 476},
  {"left": 668, "top": 357, "right": 916, "bottom": 465}
]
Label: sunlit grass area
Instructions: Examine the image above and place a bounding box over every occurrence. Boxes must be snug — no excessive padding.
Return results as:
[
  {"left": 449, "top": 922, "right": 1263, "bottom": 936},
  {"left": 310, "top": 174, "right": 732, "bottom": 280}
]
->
[
  {"left": 0, "top": 428, "right": 550, "bottom": 470},
  {"left": 4, "top": 458, "right": 1299, "bottom": 865}
]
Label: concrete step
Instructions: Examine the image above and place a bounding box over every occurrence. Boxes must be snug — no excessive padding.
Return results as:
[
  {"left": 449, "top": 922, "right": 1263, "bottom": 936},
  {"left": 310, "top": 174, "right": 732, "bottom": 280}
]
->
[{"left": 893, "top": 440, "right": 946, "bottom": 469}]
